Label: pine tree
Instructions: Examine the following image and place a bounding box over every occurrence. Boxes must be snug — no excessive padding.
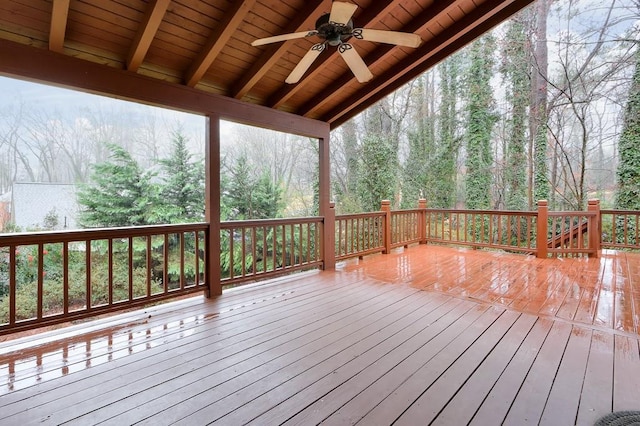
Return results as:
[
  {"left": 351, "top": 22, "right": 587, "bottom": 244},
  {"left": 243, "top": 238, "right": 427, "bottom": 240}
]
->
[
  {"left": 77, "top": 144, "right": 159, "bottom": 227},
  {"left": 465, "top": 35, "right": 497, "bottom": 210},
  {"left": 226, "top": 154, "right": 283, "bottom": 220},
  {"left": 158, "top": 131, "right": 205, "bottom": 223}
]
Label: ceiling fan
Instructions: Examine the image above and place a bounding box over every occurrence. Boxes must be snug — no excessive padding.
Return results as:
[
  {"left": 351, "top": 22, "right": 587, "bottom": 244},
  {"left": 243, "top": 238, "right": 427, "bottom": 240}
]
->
[{"left": 251, "top": 2, "right": 422, "bottom": 84}]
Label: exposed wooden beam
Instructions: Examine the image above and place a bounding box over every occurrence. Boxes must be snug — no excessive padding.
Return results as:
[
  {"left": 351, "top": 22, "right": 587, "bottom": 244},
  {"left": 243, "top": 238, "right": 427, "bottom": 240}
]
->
[
  {"left": 298, "top": 1, "right": 458, "bottom": 117},
  {"left": 186, "top": 0, "right": 256, "bottom": 88},
  {"left": 323, "top": 0, "right": 534, "bottom": 128},
  {"left": 49, "top": 0, "right": 70, "bottom": 53},
  {"left": 267, "top": 1, "right": 399, "bottom": 109},
  {"left": 232, "top": 0, "right": 329, "bottom": 100},
  {"left": 0, "top": 38, "right": 329, "bottom": 138},
  {"left": 127, "top": 0, "right": 171, "bottom": 72}
]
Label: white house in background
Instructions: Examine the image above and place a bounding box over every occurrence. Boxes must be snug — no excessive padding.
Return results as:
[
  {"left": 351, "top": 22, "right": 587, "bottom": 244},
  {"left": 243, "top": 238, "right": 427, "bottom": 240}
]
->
[{"left": 11, "top": 182, "right": 79, "bottom": 231}]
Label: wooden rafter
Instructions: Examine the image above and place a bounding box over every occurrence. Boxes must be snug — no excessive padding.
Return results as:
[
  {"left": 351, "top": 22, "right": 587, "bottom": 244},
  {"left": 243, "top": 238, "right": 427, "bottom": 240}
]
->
[
  {"left": 298, "top": 1, "right": 458, "bottom": 117},
  {"left": 267, "top": 1, "right": 400, "bottom": 109},
  {"left": 232, "top": 0, "right": 329, "bottom": 100},
  {"left": 323, "top": 0, "right": 533, "bottom": 128},
  {"left": 127, "top": 0, "right": 171, "bottom": 72},
  {"left": 185, "top": 0, "right": 256, "bottom": 88},
  {"left": 48, "top": 0, "right": 70, "bottom": 53}
]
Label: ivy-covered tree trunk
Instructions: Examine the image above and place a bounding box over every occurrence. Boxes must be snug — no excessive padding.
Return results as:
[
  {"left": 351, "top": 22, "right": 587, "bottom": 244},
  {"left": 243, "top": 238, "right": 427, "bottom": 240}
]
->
[
  {"left": 436, "top": 53, "right": 462, "bottom": 208},
  {"left": 502, "top": 17, "right": 530, "bottom": 211},
  {"left": 402, "top": 75, "right": 435, "bottom": 208},
  {"left": 357, "top": 134, "right": 396, "bottom": 212},
  {"left": 615, "top": 46, "right": 640, "bottom": 211},
  {"left": 531, "top": 0, "right": 550, "bottom": 207},
  {"left": 464, "top": 35, "right": 497, "bottom": 210}
]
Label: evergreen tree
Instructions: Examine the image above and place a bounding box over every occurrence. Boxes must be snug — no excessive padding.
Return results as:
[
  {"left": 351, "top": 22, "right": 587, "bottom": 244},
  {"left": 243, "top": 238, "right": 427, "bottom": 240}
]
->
[
  {"left": 464, "top": 35, "right": 497, "bottom": 210},
  {"left": 615, "top": 47, "right": 640, "bottom": 211},
  {"left": 357, "top": 134, "right": 396, "bottom": 211},
  {"left": 77, "top": 144, "right": 159, "bottom": 227},
  {"left": 158, "top": 131, "right": 205, "bottom": 223},
  {"left": 227, "top": 153, "right": 254, "bottom": 220},
  {"left": 226, "top": 153, "right": 283, "bottom": 220}
]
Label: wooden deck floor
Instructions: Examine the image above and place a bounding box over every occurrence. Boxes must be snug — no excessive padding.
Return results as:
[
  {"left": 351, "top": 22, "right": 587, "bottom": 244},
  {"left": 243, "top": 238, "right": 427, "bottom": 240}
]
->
[{"left": 0, "top": 245, "right": 639, "bottom": 425}]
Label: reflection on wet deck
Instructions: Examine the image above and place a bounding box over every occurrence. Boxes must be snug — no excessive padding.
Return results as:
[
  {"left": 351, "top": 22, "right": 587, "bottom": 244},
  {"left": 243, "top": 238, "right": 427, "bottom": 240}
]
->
[
  {"left": 0, "top": 246, "right": 638, "bottom": 424},
  {"left": 341, "top": 246, "right": 640, "bottom": 335}
]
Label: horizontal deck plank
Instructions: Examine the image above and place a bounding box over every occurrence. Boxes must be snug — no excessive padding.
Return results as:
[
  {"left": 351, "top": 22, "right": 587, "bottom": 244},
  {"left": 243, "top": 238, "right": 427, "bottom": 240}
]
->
[{"left": 0, "top": 246, "right": 639, "bottom": 425}]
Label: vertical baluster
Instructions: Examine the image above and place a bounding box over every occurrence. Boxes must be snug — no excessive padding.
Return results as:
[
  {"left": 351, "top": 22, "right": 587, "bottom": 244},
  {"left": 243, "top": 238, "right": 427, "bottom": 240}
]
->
[
  {"left": 128, "top": 237, "right": 133, "bottom": 299},
  {"left": 228, "top": 229, "right": 235, "bottom": 279},
  {"left": 194, "top": 232, "right": 200, "bottom": 287},
  {"left": 180, "top": 232, "right": 185, "bottom": 290},
  {"left": 163, "top": 233, "right": 169, "bottom": 293},
  {"left": 146, "top": 236, "right": 152, "bottom": 297},
  {"left": 86, "top": 239, "right": 92, "bottom": 310},
  {"left": 108, "top": 238, "right": 113, "bottom": 305},
  {"left": 37, "top": 244, "right": 44, "bottom": 319},
  {"left": 251, "top": 226, "right": 256, "bottom": 276},
  {"left": 263, "top": 226, "right": 268, "bottom": 273},
  {"left": 9, "top": 245, "right": 16, "bottom": 325},
  {"left": 63, "top": 241, "right": 69, "bottom": 314},
  {"left": 241, "top": 227, "right": 246, "bottom": 277}
]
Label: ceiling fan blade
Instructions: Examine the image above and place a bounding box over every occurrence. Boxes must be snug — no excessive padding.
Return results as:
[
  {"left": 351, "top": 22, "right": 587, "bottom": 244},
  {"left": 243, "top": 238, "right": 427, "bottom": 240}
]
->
[
  {"left": 251, "top": 30, "right": 318, "bottom": 47},
  {"left": 329, "top": 2, "right": 358, "bottom": 25},
  {"left": 338, "top": 43, "right": 373, "bottom": 83},
  {"left": 353, "top": 28, "right": 422, "bottom": 48},
  {"left": 286, "top": 43, "right": 326, "bottom": 84}
]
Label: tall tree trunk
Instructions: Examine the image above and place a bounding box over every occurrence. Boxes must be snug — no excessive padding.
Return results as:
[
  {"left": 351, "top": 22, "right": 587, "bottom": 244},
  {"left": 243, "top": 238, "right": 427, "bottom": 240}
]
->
[{"left": 530, "top": 0, "right": 549, "bottom": 208}]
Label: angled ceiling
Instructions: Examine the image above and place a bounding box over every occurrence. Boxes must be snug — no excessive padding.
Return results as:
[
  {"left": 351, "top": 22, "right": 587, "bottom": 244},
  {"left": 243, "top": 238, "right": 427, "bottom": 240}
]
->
[{"left": 0, "top": 0, "right": 534, "bottom": 129}]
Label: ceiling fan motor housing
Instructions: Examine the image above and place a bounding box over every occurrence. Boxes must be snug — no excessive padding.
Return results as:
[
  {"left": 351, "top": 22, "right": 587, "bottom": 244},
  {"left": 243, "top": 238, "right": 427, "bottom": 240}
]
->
[{"left": 315, "top": 13, "right": 353, "bottom": 46}]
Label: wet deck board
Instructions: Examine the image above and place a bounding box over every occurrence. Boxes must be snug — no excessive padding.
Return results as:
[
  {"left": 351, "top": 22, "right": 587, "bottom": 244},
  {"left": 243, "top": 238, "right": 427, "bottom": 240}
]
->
[{"left": 1, "top": 246, "right": 639, "bottom": 425}]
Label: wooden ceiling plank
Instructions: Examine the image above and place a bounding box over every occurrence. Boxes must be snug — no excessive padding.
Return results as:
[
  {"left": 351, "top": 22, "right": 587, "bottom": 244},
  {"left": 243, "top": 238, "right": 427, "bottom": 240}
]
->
[
  {"left": 127, "top": 0, "right": 171, "bottom": 72},
  {"left": 324, "top": 0, "right": 535, "bottom": 128},
  {"left": 185, "top": 0, "right": 256, "bottom": 88},
  {"left": 231, "top": 0, "right": 329, "bottom": 100},
  {"left": 298, "top": 0, "right": 459, "bottom": 117},
  {"left": 266, "top": 0, "right": 401, "bottom": 109},
  {"left": 49, "top": 0, "right": 70, "bottom": 53}
]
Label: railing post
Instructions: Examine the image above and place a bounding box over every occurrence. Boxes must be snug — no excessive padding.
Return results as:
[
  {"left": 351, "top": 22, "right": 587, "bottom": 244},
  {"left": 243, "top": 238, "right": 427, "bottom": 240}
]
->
[
  {"left": 323, "top": 202, "right": 336, "bottom": 270},
  {"left": 381, "top": 200, "right": 392, "bottom": 254},
  {"left": 418, "top": 198, "right": 427, "bottom": 244},
  {"left": 587, "top": 199, "right": 601, "bottom": 258},
  {"left": 536, "top": 200, "right": 548, "bottom": 258}
]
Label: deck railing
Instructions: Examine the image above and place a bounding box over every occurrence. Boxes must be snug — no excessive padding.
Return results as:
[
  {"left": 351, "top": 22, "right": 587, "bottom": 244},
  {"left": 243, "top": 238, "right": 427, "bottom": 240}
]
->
[
  {"left": 600, "top": 209, "right": 640, "bottom": 250},
  {"left": 334, "top": 212, "right": 386, "bottom": 260},
  {"left": 2, "top": 197, "right": 635, "bottom": 335},
  {"left": 424, "top": 208, "right": 538, "bottom": 253},
  {"left": 220, "top": 217, "right": 323, "bottom": 285},
  {"left": 0, "top": 223, "right": 208, "bottom": 334}
]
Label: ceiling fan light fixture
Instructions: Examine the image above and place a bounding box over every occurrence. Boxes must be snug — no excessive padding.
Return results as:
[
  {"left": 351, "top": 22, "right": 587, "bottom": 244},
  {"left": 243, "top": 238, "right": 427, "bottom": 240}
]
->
[{"left": 251, "top": 1, "right": 422, "bottom": 84}]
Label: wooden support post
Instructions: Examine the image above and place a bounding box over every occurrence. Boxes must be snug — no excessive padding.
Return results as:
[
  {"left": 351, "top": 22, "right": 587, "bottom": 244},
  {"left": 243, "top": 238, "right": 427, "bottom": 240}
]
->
[
  {"left": 381, "top": 200, "right": 392, "bottom": 254},
  {"left": 536, "top": 200, "right": 548, "bottom": 259},
  {"left": 205, "top": 114, "right": 222, "bottom": 296},
  {"left": 323, "top": 202, "right": 336, "bottom": 270},
  {"left": 418, "top": 198, "right": 427, "bottom": 244},
  {"left": 319, "top": 132, "right": 335, "bottom": 270},
  {"left": 587, "top": 199, "right": 601, "bottom": 258}
]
